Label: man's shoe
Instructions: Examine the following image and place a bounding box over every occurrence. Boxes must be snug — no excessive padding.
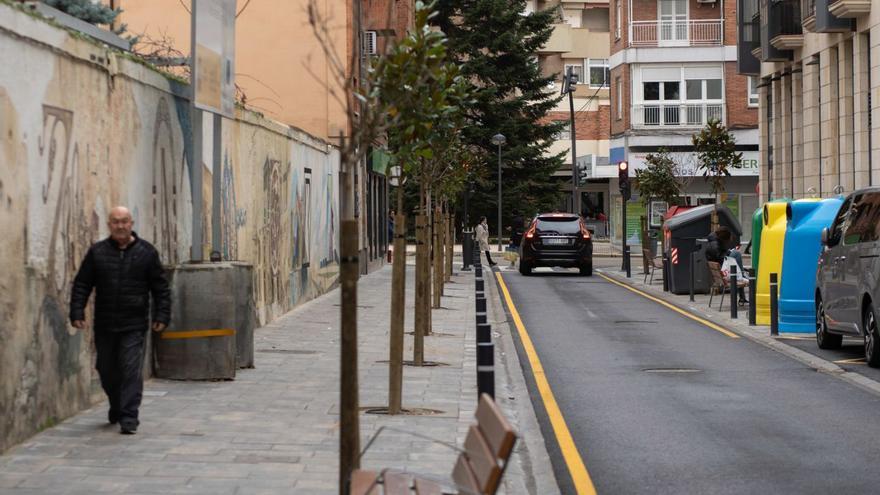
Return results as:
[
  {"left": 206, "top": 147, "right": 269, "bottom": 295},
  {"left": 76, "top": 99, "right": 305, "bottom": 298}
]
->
[{"left": 119, "top": 423, "right": 137, "bottom": 435}]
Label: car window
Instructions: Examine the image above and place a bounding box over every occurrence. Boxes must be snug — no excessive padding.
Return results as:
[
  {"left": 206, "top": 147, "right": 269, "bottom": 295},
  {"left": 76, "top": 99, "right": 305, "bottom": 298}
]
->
[
  {"left": 536, "top": 218, "right": 581, "bottom": 234},
  {"left": 854, "top": 193, "right": 880, "bottom": 243},
  {"left": 831, "top": 196, "right": 853, "bottom": 245},
  {"left": 843, "top": 194, "right": 873, "bottom": 245}
]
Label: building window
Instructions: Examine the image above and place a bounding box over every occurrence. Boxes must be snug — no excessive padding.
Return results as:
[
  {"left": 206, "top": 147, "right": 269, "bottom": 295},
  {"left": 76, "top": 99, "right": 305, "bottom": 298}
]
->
[
  {"left": 684, "top": 79, "right": 723, "bottom": 100},
  {"left": 748, "top": 75, "right": 759, "bottom": 107},
  {"left": 615, "top": 0, "right": 621, "bottom": 40},
  {"left": 564, "top": 63, "right": 584, "bottom": 85},
  {"left": 616, "top": 76, "right": 622, "bottom": 119},
  {"left": 587, "top": 59, "right": 610, "bottom": 88},
  {"left": 555, "top": 120, "right": 571, "bottom": 140}
]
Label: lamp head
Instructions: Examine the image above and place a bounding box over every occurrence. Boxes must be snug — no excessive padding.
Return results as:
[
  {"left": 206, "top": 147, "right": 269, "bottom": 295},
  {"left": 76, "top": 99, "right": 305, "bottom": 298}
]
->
[{"left": 491, "top": 134, "right": 506, "bottom": 146}]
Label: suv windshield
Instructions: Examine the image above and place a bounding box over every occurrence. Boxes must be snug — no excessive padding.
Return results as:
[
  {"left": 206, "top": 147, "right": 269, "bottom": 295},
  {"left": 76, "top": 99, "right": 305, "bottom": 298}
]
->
[{"left": 536, "top": 217, "right": 580, "bottom": 234}]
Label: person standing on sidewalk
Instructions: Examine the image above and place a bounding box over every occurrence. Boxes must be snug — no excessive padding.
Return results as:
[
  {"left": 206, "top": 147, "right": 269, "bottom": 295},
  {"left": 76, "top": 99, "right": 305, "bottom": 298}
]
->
[
  {"left": 475, "top": 216, "right": 496, "bottom": 266},
  {"left": 69, "top": 206, "right": 171, "bottom": 435}
]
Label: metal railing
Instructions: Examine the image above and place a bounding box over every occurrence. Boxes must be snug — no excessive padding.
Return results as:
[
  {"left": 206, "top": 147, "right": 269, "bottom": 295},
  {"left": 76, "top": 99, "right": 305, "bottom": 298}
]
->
[
  {"left": 631, "top": 103, "right": 724, "bottom": 128},
  {"left": 629, "top": 20, "right": 723, "bottom": 47}
]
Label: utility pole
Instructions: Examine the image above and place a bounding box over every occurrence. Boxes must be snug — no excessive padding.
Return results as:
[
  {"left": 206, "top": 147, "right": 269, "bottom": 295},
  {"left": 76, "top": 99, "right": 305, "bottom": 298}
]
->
[{"left": 567, "top": 67, "right": 579, "bottom": 215}]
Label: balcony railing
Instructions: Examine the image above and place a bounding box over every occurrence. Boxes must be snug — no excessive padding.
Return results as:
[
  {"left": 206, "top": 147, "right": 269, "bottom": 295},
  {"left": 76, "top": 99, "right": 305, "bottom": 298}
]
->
[
  {"left": 629, "top": 20, "right": 723, "bottom": 47},
  {"left": 632, "top": 103, "right": 724, "bottom": 128}
]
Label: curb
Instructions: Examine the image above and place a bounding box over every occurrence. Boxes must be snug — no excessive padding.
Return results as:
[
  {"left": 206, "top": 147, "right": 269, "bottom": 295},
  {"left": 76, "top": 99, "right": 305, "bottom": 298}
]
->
[
  {"left": 597, "top": 268, "right": 880, "bottom": 400},
  {"left": 482, "top": 264, "right": 561, "bottom": 495}
]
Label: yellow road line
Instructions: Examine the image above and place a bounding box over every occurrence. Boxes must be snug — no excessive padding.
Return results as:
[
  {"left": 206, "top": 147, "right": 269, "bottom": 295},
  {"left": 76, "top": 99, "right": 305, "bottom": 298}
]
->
[
  {"left": 160, "top": 329, "right": 235, "bottom": 340},
  {"left": 495, "top": 272, "right": 597, "bottom": 495},
  {"left": 597, "top": 273, "right": 740, "bottom": 339}
]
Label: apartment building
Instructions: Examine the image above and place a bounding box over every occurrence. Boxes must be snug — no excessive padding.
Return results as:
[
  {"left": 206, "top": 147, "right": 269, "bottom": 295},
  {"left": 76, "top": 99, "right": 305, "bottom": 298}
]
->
[
  {"left": 533, "top": 0, "right": 613, "bottom": 224},
  {"left": 610, "top": 0, "right": 760, "bottom": 243},
  {"left": 111, "top": 0, "right": 412, "bottom": 270},
  {"left": 738, "top": 0, "right": 879, "bottom": 203}
]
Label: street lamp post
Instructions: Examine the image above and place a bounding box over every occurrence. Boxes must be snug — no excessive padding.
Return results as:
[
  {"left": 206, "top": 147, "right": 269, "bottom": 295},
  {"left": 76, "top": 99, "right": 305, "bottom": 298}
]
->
[
  {"left": 562, "top": 67, "right": 580, "bottom": 215},
  {"left": 491, "top": 133, "right": 506, "bottom": 252}
]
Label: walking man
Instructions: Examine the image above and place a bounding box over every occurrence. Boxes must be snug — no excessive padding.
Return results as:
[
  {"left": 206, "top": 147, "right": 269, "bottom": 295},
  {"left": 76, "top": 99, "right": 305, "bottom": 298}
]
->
[
  {"left": 69, "top": 206, "right": 171, "bottom": 434},
  {"left": 475, "top": 216, "right": 496, "bottom": 266}
]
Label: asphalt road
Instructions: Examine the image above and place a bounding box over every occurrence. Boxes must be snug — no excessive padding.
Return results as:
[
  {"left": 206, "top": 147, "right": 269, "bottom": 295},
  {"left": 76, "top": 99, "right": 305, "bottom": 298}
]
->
[{"left": 497, "top": 266, "right": 880, "bottom": 495}]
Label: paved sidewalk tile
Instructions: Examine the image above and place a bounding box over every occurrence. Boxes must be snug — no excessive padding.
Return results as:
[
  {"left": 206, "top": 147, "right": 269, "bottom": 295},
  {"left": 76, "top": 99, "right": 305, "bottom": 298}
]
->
[{"left": 0, "top": 256, "right": 553, "bottom": 494}]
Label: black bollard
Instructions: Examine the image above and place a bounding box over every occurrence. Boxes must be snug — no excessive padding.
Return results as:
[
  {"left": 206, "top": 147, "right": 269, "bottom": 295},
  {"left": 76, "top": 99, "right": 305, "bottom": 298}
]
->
[
  {"left": 748, "top": 275, "right": 756, "bottom": 326},
  {"left": 625, "top": 246, "right": 631, "bottom": 278},
  {"left": 662, "top": 254, "right": 669, "bottom": 292},
  {"left": 689, "top": 252, "right": 696, "bottom": 302},
  {"left": 730, "top": 264, "right": 738, "bottom": 319},
  {"left": 770, "top": 272, "right": 779, "bottom": 336},
  {"left": 476, "top": 322, "right": 491, "bottom": 344},
  {"left": 476, "top": 278, "right": 484, "bottom": 293},
  {"left": 476, "top": 340, "right": 495, "bottom": 399}
]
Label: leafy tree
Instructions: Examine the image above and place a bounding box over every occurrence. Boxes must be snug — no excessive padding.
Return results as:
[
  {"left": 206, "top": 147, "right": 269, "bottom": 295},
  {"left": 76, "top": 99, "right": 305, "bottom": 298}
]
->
[
  {"left": 692, "top": 119, "right": 743, "bottom": 203},
  {"left": 635, "top": 148, "right": 682, "bottom": 208},
  {"left": 42, "top": 0, "right": 119, "bottom": 25},
  {"left": 433, "top": 0, "right": 565, "bottom": 229}
]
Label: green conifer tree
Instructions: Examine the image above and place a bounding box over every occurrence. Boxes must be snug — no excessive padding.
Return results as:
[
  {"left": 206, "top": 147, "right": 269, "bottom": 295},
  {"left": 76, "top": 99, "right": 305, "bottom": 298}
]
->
[{"left": 433, "top": 0, "right": 565, "bottom": 230}]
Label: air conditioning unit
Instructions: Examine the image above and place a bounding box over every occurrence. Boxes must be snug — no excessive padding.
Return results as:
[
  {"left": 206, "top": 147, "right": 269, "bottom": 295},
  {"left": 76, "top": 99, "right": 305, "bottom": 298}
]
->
[
  {"left": 363, "top": 31, "right": 377, "bottom": 57},
  {"left": 696, "top": 0, "right": 717, "bottom": 4}
]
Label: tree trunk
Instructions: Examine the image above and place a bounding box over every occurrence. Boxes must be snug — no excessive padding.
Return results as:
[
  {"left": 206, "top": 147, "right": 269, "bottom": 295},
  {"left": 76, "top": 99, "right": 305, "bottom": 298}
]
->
[
  {"left": 338, "top": 156, "right": 359, "bottom": 493},
  {"left": 387, "top": 181, "right": 406, "bottom": 413},
  {"left": 425, "top": 188, "right": 433, "bottom": 336},
  {"left": 413, "top": 213, "right": 426, "bottom": 366},
  {"left": 433, "top": 204, "right": 442, "bottom": 309},
  {"left": 445, "top": 207, "right": 453, "bottom": 282}
]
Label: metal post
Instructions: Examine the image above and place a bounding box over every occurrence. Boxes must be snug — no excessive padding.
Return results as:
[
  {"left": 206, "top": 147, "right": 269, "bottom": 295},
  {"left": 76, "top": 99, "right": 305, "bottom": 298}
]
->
[
  {"left": 189, "top": 0, "right": 203, "bottom": 263},
  {"left": 662, "top": 254, "right": 669, "bottom": 292},
  {"left": 497, "top": 144, "right": 503, "bottom": 253},
  {"left": 625, "top": 246, "right": 631, "bottom": 278},
  {"left": 476, "top": 291, "right": 487, "bottom": 325},
  {"left": 476, "top": 327, "right": 494, "bottom": 399},
  {"left": 211, "top": 113, "right": 222, "bottom": 255},
  {"left": 689, "top": 251, "right": 695, "bottom": 302},
  {"left": 569, "top": 80, "right": 579, "bottom": 215},
  {"left": 770, "top": 272, "right": 779, "bottom": 335},
  {"left": 749, "top": 275, "right": 757, "bottom": 326},
  {"left": 730, "top": 264, "right": 738, "bottom": 319},
  {"left": 621, "top": 196, "right": 628, "bottom": 272}
]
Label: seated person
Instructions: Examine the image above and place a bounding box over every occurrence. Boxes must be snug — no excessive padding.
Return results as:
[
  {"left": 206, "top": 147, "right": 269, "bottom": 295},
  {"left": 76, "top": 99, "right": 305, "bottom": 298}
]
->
[{"left": 706, "top": 226, "right": 747, "bottom": 304}]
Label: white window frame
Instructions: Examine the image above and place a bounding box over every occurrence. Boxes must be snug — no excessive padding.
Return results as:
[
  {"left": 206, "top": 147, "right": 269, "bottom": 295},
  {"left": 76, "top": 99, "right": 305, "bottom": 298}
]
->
[
  {"left": 363, "top": 31, "right": 377, "bottom": 57},
  {"left": 616, "top": 77, "right": 623, "bottom": 119},
  {"left": 556, "top": 120, "right": 572, "bottom": 140},
  {"left": 747, "top": 75, "right": 759, "bottom": 107},
  {"left": 587, "top": 59, "right": 610, "bottom": 88},
  {"left": 615, "top": 0, "right": 622, "bottom": 40},
  {"left": 564, "top": 63, "right": 585, "bottom": 85}
]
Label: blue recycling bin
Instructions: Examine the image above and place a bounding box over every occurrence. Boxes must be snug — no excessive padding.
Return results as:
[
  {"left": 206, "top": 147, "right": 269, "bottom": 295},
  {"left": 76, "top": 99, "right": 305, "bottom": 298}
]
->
[{"left": 778, "top": 197, "right": 843, "bottom": 333}]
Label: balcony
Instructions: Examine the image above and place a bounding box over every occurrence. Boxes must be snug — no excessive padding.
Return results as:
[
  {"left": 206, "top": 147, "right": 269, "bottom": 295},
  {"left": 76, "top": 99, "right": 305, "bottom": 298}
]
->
[
  {"left": 769, "top": 0, "right": 803, "bottom": 50},
  {"left": 750, "top": 13, "right": 762, "bottom": 60},
  {"left": 629, "top": 20, "right": 723, "bottom": 47},
  {"left": 802, "top": 0, "right": 816, "bottom": 30},
  {"left": 813, "top": 0, "right": 855, "bottom": 32},
  {"left": 631, "top": 103, "right": 724, "bottom": 129},
  {"left": 828, "top": 0, "right": 871, "bottom": 18}
]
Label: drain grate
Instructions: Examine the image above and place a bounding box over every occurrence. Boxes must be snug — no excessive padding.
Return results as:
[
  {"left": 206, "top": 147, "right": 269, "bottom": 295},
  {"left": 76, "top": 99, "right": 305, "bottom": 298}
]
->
[{"left": 643, "top": 368, "right": 701, "bottom": 373}]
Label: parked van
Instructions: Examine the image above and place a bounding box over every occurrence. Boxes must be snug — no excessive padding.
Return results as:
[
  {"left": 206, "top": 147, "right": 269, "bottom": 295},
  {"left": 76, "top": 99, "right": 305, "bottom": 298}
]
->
[{"left": 816, "top": 188, "right": 880, "bottom": 367}]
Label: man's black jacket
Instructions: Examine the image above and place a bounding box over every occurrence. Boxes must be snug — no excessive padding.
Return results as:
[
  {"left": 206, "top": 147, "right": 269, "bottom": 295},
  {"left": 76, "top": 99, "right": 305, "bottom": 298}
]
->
[{"left": 69, "top": 233, "right": 171, "bottom": 333}]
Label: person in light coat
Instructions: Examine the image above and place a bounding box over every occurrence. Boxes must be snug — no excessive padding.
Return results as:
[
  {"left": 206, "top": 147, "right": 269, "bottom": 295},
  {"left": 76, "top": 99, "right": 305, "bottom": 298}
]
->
[{"left": 475, "top": 216, "right": 496, "bottom": 266}]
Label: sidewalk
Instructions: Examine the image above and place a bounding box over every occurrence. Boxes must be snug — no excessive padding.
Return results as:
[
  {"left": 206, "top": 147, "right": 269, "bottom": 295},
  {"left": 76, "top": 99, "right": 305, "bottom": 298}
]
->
[{"left": 0, "top": 254, "right": 557, "bottom": 494}]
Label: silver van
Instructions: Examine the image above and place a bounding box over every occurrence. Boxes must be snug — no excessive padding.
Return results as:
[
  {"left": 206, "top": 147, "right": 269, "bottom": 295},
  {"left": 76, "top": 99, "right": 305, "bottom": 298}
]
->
[{"left": 816, "top": 188, "right": 880, "bottom": 367}]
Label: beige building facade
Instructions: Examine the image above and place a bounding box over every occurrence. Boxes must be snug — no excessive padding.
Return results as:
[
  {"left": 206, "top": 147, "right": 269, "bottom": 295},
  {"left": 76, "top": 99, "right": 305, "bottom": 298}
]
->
[{"left": 742, "top": 0, "right": 880, "bottom": 201}]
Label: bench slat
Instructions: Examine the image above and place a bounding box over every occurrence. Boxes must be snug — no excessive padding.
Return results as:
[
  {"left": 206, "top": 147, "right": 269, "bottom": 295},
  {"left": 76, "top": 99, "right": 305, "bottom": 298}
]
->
[
  {"left": 463, "top": 424, "right": 501, "bottom": 493},
  {"left": 414, "top": 477, "right": 443, "bottom": 495},
  {"left": 452, "top": 455, "right": 481, "bottom": 495},
  {"left": 476, "top": 394, "right": 516, "bottom": 462},
  {"left": 351, "top": 470, "right": 381, "bottom": 495},
  {"left": 383, "top": 472, "right": 413, "bottom": 494}
]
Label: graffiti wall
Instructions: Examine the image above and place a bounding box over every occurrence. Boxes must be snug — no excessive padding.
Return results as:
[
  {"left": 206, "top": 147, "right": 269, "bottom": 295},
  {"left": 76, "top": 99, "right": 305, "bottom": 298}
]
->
[{"left": 0, "top": 4, "right": 339, "bottom": 452}]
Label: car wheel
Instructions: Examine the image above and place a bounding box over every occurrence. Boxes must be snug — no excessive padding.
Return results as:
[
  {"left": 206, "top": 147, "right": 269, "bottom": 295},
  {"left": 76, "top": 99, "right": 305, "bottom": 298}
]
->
[
  {"left": 579, "top": 262, "right": 592, "bottom": 277},
  {"left": 864, "top": 305, "right": 880, "bottom": 367},
  {"left": 519, "top": 260, "right": 531, "bottom": 276},
  {"left": 816, "top": 296, "right": 842, "bottom": 350}
]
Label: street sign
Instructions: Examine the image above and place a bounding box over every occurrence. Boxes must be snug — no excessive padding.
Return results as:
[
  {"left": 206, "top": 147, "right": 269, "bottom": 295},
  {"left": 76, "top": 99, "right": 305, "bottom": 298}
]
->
[{"left": 192, "top": 0, "right": 236, "bottom": 117}]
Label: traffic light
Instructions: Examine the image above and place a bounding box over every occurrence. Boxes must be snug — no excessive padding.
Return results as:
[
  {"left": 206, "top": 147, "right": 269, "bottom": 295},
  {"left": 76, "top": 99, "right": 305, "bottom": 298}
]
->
[{"left": 618, "top": 161, "right": 631, "bottom": 201}]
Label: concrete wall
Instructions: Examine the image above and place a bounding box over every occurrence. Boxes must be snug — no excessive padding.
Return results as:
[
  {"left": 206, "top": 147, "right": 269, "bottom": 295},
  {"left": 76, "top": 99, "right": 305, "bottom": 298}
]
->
[{"left": 0, "top": 3, "right": 340, "bottom": 452}]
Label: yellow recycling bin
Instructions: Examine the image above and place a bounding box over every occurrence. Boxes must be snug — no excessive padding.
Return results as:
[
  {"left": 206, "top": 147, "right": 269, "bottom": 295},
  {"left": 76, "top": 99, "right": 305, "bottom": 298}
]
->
[{"left": 756, "top": 202, "right": 788, "bottom": 325}]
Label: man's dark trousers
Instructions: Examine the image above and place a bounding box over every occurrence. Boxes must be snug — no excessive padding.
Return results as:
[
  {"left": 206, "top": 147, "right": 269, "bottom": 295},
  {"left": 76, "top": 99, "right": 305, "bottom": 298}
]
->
[{"left": 95, "top": 330, "right": 147, "bottom": 428}]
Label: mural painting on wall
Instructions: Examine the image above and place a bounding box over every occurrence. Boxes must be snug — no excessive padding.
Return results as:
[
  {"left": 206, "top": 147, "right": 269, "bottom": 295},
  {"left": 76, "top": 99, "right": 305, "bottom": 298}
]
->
[
  {"left": 36, "top": 105, "right": 101, "bottom": 380},
  {"left": 221, "top": 153, "right": 246, "bottom": 260},
  {"left": 257, "top": 157, "right": 290, "bottom": 310},
  {"left": 151, "top": 97, "right": 181, "bottom": 265}
]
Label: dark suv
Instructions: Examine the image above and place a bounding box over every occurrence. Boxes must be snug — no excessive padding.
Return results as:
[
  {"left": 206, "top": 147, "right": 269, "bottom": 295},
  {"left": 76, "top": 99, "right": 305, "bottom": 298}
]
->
[
  {"left": 816, "top": 188, "right": 880, "bottom": 367},
  {"left": 518, "top": 213, "right": 593, "bottom": 276}
]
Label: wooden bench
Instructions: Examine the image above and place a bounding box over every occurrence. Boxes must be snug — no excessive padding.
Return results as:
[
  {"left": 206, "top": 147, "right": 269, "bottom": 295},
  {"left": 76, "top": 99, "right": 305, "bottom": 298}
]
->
[{"left": 351, "top": 394, "right": 517, "bottom": 495}]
